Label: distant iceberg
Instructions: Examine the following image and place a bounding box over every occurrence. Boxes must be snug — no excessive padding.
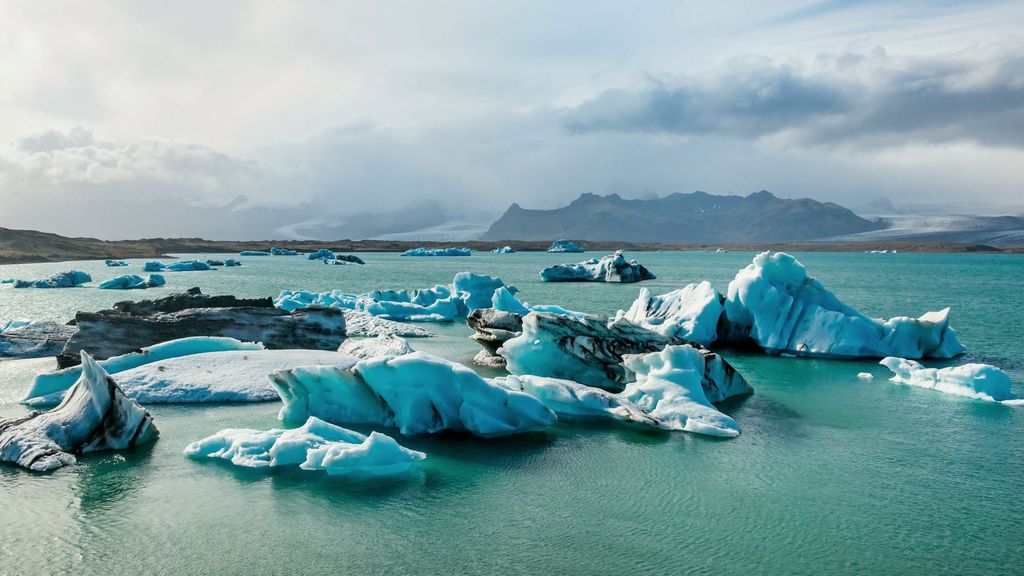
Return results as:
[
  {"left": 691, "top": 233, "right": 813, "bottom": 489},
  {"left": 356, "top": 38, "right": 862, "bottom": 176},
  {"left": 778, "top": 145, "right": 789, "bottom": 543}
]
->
[
  {"left": 205, "top": 259, "right": 225, "bottom": 266},
  {"left": 224, "top": 258, "right": 241, "bottom": 267},
  {"left": 491, "top": 246, "right": 515, "bottom": 253},
  {"left": 98, "top": 274, "right": 166, "bottom": 290},
  {"left": 143, "top": 261, "right": 167, "bottom": 271},
  {"left": 271, "top": 351, "right": 556, "bottom": 437},
  {"left": 184, "top": 416, "right": 425, "bottom": 477},
  {"left": 540, "top": 251, "right": 655, "bottom": 283},
  {"left": 13, "top": 270, "right": 91, "bottom": 289},
  {"left": 880, "top": 357, "right": 1021, "bottom": 404},
  {"left": 401, "top": 247, "right": 472, "bottom": 257},
  {"left": 0, "top": 352, "right": 158, "bottom": 471},
  {"left": 547, "top": 239, "right": 585, "bottom": 253},
  {"left": 270, "top": 247, "right": 299, "bottom": 256},
  {"left": 145, "top": 260, "right": 212, "bottom": 272},
  {"left": 239, "top": 250, "right": 271, "bottom": 256},
  {"left": 724, "top": 251, "right": 965, "bottom": 359},
  {"left": 104, "top": 259, "right": 129, "bottom": 267},
  {"left": 307, "top": 248, "right": 336, "bottom": 261},
  {"left": 616, "top": 281, "right": 723, "bottom": 346}
]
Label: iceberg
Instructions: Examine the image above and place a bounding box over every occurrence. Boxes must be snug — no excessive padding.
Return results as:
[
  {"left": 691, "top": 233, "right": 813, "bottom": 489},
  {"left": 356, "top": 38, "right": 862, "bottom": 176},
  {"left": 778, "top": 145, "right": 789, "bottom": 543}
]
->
[
  {"left": 540, "top": 251, "right": 655, "bottom": 283},
  {"left": 270, "top": 247, "right": 299, "bottom": 256},
  {"left": 880, "top": 357, "right": 1021, "bottom": 404},
  {"left": 58, "top": 288, "right": 346, "bottom": 368},
  {"left": 166, "top": 259, "right": 212, "bottom": 271},
  {"left": 338, "top": 334, "right": 414, "bottom": 360},
  {"left": 98, "top": 274, "right": 166, "bottom": 290},
  {"left": 271, "top": 351, "right": 557, "bottom": 437},
  {"left": 1, "top": 319, "right": 33, "bottom": 334},
  {"left": 0, "top": 321, "right": 76, "bottom": 360},
  {"left": 205, "top": 259, "right": 225, "bottom": 266},
  {"left": 336, "top": 254, "right": 365, "bottom": 265},
  {"left": 0, "top": 352, "right": 158, "bottom": 472},
  {"left": 111, "top": 349, "right": 354, "bottom": 404},
  {"left": 547, "top": 239, "right": 585, "bottom": 253},
  {"left": 104, "top": 259, "right": 129, "bottom": 266},
  {"left": 492, "top": 286, "right": 530, "bottom": 315},
  {"left": 401, "top": 247, "right": 472, "bottom": 257},
  {"left": 491, "top": 246, "right": 515, "bottom": 253},
  {"left": 616, "top": 281, "right": 723, "bottom": 346},
  {"left": 143, "top": 261, "right": 167, "bottom": 271},
  {"left": 183, "top": 416, "right": 425, "bottom": 477},
  {"left": 724, "top": 251, "right": 965, "bottom": 359},
  {"left": 307, "top": 248, "right": 336, "bottom": 261},
  {"left": 25, "top": 336, "right": 265, "bottom": 405},
  {"left": 493, "top": 374, "right": 660, "bottom": 427},
  {"left": 239, "top": 250, "right": 271, "bottom": 256},
  {"left": 453, "top": 272, "right": 516, "bottom": 311},
  {"left": 618, "top": 346, "right": 742, "bottom": 437},
  {"left": 224, "top": 258, "right": 241, "bottom": 267},
  {"left": 13, "top": 270, "right": 91, "bottom": 289},
  {"left": 343, "top": 311, "right": 433, "bottom": 338}
]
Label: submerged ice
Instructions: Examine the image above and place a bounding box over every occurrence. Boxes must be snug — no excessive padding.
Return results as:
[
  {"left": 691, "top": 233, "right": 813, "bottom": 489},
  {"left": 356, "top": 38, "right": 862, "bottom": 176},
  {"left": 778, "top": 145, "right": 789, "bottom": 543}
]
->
[{"left": 880, "top": 357, "right": 1020, "bottom": 404}]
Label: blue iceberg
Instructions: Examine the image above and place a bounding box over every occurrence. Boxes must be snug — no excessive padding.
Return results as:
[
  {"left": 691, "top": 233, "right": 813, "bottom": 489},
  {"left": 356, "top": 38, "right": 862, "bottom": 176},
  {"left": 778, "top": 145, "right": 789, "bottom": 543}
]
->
[
  {"left": 271, "top": 247, "right": 299, "bottom": 256},
  {"left": 99, "top": 274, "right": 166, "bottom": 290},
  {"left": 307, "top": 248, "right": 336, "bottom": 261},
  {"left": 143, "top": 261, "right": 166, "bottom": 271},
  {"left": 166, "top": 260, "right": 213, "bottom": 271},
  {"left": 225, "top": 258, "right": 241, "bottom": 266},
  {"left": 401, "top": 247, "right": 472, "bottom": 257},
  {"left": 104, "top": 259, "right": 129, "bottom": 267},
  {"left": 546, "top": 239, "right": 584, "bottom": 253},
  {"left": 13, "top": 270, "right": 91, "bottom": 289},
  {"left": 239, "top": 250, "right": 271, "bottom": 256}
]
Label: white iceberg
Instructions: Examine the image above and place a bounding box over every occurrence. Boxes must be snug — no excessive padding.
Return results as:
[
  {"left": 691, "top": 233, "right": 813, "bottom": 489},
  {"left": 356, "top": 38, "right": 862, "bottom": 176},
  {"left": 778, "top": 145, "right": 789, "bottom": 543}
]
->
[
  {"left": 98, "top": 274, "right": 166, "bottom": 290},
  {"left": 105, "top": 259, "right": 129, "bottom": 266},
  {"left": 0, "top": 352, "right": 159, "bottom": 471},
  {"left": 270, "top": 351, "right": 557, "bottom": 437},
  {"left": 540, "top": 251, "right": 655, "bottom": 283},
  {"left": 491, "top": 246, "right": 515, "bottom": 253},
  {"left": 112, "top": 349, "right": 354, "bottom": 403},
  {"left": 617, "top": 281, "right": 723, "bottom": 346},
  {"left": 880, "top": 357, "right": 1021, "bottom": 404},
  {"left": 547, "top": 239, "right": 585, "bottom": 253},
  {"left": 343, "top": 311, "right": 433, "bottom": 338},
  {"left": 184, "top": 416, "right": 425, "bottom": 477},
  {"left": 401, "top": 247, "right": 472, "bottom": 257},
  {"left": 24, "top": 336, "right": 264, "bottom": 405},
  {"left": 338, "top": 335, "right": 414, "bottom": 360},
  {"left": 724, "top": 251, "right": 965, "bottom": 359},
  {"left": 307, "top": 248, "right": 336, "bottom": 261},
  {"left": 13, "top": 270, "right": 91, "bottom": 288},
  {"left": 493, "top": 374, "right": 660, "bottom": 427}
]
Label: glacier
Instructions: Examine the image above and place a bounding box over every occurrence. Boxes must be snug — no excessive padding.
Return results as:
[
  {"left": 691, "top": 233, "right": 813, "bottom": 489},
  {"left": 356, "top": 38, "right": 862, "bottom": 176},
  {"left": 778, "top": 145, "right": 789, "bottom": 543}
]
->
[
  {"left": 725, "top": 251, "right": 965, "bottom": 359},
  {"left": 616, "top": 281, "right": 723, "bottom": 346},
  {"left": 24, "top": 336, "right": 265, "bottom": 405},
  {"left": 401, "top": 247, "right": 472, "bottom": 257},
  {"left": 338, "top": 335, "right": 414, "bottom": 360},
  {"left": 880, "top": 357, "right": 1021, "bottom": 404},
  {"left": 540, "top": 251, "right": 655, "bottom": 283},
  {"left": 0, "top": 352, "right": 158, "bottom": 472},
  {"left": 13, "top": 270, "right": 91, "bottom": 289},
  {"left": 491, "top": 246, "right": 515, "bottom": 253},
  {"left": 104, "top": 259, "right": 129, "bottom": 267},
  {"left": 270, "top": 351, "right": 557, "bottom": 437},
  {"left": 307, "top": 248, "right": 336, "bottom": 261},
  {"left": 184, "top": 416, "right": 425, "bottom": 477},
  {"left": 98, "top": 274, "right": 166, "bottom": 290},
  {"left": 547, "top": 239, "right": 585, "bottom": 253}
]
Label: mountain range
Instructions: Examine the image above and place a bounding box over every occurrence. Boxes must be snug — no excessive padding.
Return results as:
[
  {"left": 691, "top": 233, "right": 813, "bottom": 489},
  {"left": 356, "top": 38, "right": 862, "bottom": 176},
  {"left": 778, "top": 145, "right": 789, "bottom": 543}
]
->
[{"left": 483, "top": 191, "right": 884, "bottom": 243}]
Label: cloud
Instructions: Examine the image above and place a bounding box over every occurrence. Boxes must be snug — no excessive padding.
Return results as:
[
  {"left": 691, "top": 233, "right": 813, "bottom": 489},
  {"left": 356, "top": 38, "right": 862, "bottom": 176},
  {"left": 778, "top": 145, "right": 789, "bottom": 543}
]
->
[{"left": 563, "top": 48, "right": 1024, "bottom": 149}]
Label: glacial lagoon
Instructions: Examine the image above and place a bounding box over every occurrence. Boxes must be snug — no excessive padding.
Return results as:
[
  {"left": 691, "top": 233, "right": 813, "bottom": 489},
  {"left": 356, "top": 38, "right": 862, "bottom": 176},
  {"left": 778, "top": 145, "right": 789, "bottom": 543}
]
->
[{"left": 1, "top": 251, "right": 1022, "bottom": 575}]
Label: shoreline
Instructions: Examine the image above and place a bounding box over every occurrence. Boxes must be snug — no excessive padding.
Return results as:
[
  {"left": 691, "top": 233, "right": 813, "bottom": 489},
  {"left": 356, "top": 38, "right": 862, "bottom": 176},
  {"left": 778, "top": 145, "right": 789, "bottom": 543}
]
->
[{"left": 2, "top": 227, "right": 1021, "bottom": 265}]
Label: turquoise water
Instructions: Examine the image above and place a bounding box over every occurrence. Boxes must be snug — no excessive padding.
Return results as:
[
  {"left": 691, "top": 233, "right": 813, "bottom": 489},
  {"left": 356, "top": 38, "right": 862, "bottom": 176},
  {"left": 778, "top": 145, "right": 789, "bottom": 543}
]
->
[{"left": 1, "top": 251, "right": 1022, "bottom": 575}]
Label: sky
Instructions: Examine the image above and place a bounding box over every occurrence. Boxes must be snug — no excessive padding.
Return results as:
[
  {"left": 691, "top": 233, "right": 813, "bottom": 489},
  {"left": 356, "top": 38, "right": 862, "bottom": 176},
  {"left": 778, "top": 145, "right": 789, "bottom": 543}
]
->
[{"left": 1, "top": 0, "right": 1023, "bottom": 239}]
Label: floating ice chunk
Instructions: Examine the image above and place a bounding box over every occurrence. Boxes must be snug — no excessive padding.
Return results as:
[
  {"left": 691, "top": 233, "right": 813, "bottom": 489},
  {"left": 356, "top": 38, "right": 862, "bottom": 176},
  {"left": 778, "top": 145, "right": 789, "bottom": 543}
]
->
[
  {"left": 105, "top": 259, "right": 129, "bottom": 267},
  {"left": 724, "top": 251, "right": 965, "bottom": 359},
  {"left": 206, "top": 259, "right": 225, "bottom": 266},
  {"left": 271, "top": 351, "right": 556, "bottom": 437},
  {"left": 13, "top": 270, "right": 91, "bottom": 288},
  {"left": 361, "top": 286, "right": 465, "bottom": 321},
  {"left": 617, "top": 281, "right": 723, "bottom": 346},
  {"left": 619, "top": 346, "right": 742, "bottom": 437},
  {"left": 857, "top": 372, "right": 874, "bottom": 380},
  {"left": 113, "top": 349, "right": 354, "bottom": 403},
  {"left": 24, "top": 337, "right": 264, "bottom": 405},
  {"left": 540, "top": 251, "right": 655, "bottom": 283},
  {"left": 492, "top": 286, "right": 530, "bottom": 315},
  {"left": 880, "top": 357, "right": 1020, "bottom": 403},
  {"left": 547, "top": 239, "right": 585, "bottom": 253},
  {"left": 275, "top": 289, "right": 359, "bottom": 312},
  {"left": 491, "top": 246, "right": 515, "bottom": 253},
  {"left": 343, "top": 312, "right": 433, "bottom": 338},
  {"left": 0, "top": 352, "right": 158, "bottom": 471},
  {"left": 98, "top": 274, "right": 166, "bottom": 290},
  {"left": 335, "top": 254, "right": 365, "bottom": 265},
  {"left": 143, "top": 261, "right": 167, "bottom": 271},
  {"left": 307, "top": 248, "right": 336, "bottom": 260},
  {"left": 401, "top": 247, "right": 472, "bottom": 257},
  {"left": 1, "top": 319, "right": 33, "bottom": 334},
  {"left": 493, "top": 375, "right": 659, "bottom": 426},
  {"left": 166, "top": 259, "right": 212, "bottom": 271},
  {"left": 338, "top": 335, "right": 414, "bottom": 360},
  {"left": 453, "top": 272, "right": 516, "bottom": 311},
  {"left": 271, "top": 247, "right": 299, "bottom": 256},
  {"left": 224, "top": 258, "right": 241, "bottom": 267},
  {"left": 239, "top": 250, "right": 271, "bottom": 256},
  {"left": 184, "top": 416, "right": 424, "bottom": 477}
]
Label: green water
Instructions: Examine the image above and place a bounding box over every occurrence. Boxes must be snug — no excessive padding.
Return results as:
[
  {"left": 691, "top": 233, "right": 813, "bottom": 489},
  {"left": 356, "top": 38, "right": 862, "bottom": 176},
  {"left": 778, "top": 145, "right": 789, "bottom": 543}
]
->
[{"left": 1, "top": 251, "right": 1022, "bottom": 575}]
